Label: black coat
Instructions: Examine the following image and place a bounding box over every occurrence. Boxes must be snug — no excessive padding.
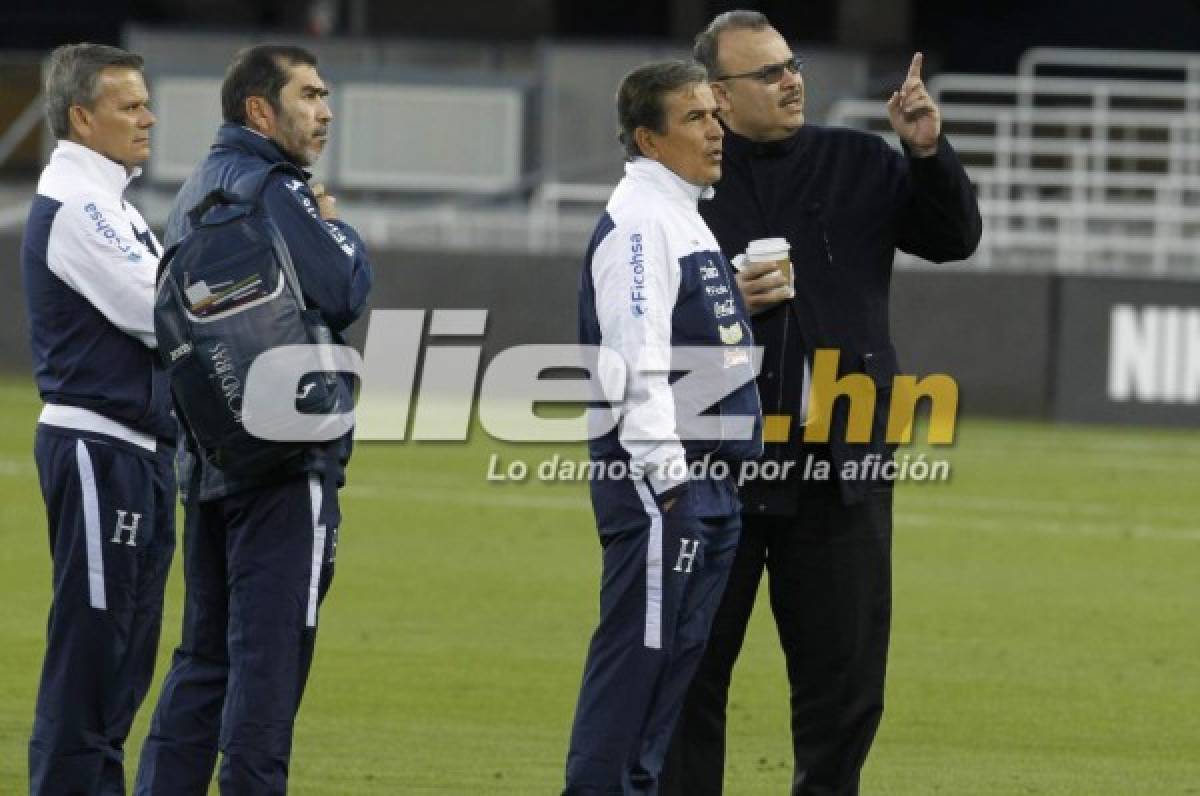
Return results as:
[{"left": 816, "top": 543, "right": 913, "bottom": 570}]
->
[{"left": 700, "top": 124, "right": 982, "bottom": 510}]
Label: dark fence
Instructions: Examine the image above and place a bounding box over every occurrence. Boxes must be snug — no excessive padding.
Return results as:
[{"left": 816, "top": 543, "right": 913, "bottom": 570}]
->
[{"left": 1053, "top": 276, "right": 1200, "bottom": 426}]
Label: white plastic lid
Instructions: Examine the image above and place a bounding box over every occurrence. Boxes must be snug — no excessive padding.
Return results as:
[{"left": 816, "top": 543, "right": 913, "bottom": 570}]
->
[{"left": 746, "top": 237, "right": 790, "bottom": 259}]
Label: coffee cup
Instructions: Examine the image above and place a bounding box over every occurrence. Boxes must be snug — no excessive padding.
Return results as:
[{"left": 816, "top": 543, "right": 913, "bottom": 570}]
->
[{"left": 744, "top": 237, "right": 792, "bottom": 287}]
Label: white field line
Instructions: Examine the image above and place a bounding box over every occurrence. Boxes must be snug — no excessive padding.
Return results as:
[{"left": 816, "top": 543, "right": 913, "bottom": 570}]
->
[
  {"left": 342, "top": 483, "right": 586, "bottom": 513},
  {"left": 351, "top": 468, "right": 489, "bottom": 489},
  {"left": 910, "top": 493, "right": 1200, "bottom": 524},
  {"left": 916, "top": 450, "right": 1199, "bottom": 475},
  {"left": 899, "top": 509, "right": 1200, "bottom": 542},
  {"left": 0, "top": 456, "right": 34, "bottom": 477},
  {"left": 936, "top": 434, "right": 1200, "bottom": 458}
]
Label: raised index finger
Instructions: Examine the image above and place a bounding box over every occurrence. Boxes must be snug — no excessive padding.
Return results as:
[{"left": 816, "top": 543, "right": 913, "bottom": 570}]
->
[{"left": 907, "top": 52, "right": 924, "bottom": 80}]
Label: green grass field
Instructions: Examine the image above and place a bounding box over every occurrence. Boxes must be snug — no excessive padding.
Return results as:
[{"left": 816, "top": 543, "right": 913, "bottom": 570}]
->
[{"left": 1, "top": 376, "right": 1198, "bottom": 794}]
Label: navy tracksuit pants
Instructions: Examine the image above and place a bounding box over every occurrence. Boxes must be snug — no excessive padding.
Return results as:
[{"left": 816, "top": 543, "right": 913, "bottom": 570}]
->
[
  {"left": 28, "top": 425, "right": 176, "bottom": 796},
  {"left": 134, "top": 472, "right": 339, "bottom": 796},
  {"left": 564, "top": 475, "right": 741, "bottom": 795}
]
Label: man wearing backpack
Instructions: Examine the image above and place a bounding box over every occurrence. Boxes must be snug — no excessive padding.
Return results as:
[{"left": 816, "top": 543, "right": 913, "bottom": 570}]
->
[
  {"left": 21, "top": 42, "right": 175, "bottom": 796},
  {"left": 135, "top": 44, "right": 372, "bottom": 795}
]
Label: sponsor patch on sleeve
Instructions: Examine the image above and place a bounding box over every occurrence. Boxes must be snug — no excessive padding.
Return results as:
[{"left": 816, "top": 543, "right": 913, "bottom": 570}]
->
[
  {"left": 285, "top": 180, "right": 357, "bottom": 257},
  {"left": 629, "top": 232, "right": 646, "bottom": 317},
  {"left": 83, "top": 202, "right": 141, "bottom": 262},
  {"left": 323, "top": 221, "right": 357, "bottom": 257}
]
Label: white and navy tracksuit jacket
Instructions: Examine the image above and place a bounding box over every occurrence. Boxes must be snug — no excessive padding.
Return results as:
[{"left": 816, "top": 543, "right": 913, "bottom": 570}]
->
[
  {"left": 564, "top": 158, "right": 763, "bottom": 794},
  {"left": 579, "top": 157, "right": 763, "bottom": 528},
  {"left": 22, "top": 140, "right": 176, "bottom": 795},
  {"left": 23, "top": 140, "right": 173, "bottom": 443}
]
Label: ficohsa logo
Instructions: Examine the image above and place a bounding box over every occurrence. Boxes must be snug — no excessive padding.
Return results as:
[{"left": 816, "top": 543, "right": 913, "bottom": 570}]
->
[{"left": 629, "top": 233, "right": 646, "bottom": 316}]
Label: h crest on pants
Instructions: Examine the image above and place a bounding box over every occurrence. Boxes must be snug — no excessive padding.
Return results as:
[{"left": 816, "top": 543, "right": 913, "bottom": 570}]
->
[
  {"left": 674, "top": 538, "right": 701, "bottom": 573},
  {"left": 111, "top": 510, "right": 141, "bottom": 546}
]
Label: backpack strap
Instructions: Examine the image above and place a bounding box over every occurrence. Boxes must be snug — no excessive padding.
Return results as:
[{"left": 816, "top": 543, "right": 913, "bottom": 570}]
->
[
  {"left": 177, "top": 162, "right": 316, "bottom": 309},
  {"left": 156, "top": 239, "right": 179, "bottom": 282},
  {"left": 236, "top": 162, "right": 315, "bottom": 312},
  {"left": 185, "top": 188, "right": 245, "bottom": 226},
  {"left": 185, "top": 163, "right": 302, "bottom": 226},
  {"left": 235, "top": 161, "right": 309, "bottom": 203}
]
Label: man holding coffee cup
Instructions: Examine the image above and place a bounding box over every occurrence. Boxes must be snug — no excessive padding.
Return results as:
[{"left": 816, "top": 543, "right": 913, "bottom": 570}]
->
[{"left": 663, "top": 11, "right": 982, "bottom": 796}]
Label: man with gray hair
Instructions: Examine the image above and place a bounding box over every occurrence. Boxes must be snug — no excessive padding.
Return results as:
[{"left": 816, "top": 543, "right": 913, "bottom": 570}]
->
[
  {"left": 564, "top": 59, "right": 762, "bottom": 794},
  {"left": 21, "top": 42, "right": 175, "bottom": 794}
]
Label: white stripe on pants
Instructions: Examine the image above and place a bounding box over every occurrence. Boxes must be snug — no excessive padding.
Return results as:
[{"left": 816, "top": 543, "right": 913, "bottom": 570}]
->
[
  {"left": 633, "top": 480, "right": 664, "bottom": 650},
  {"left": 306, "top": 474, "right": 326, "bottom": 628},
  {"left": 75, "top": 439, "right": 106, "bottom": 611}
]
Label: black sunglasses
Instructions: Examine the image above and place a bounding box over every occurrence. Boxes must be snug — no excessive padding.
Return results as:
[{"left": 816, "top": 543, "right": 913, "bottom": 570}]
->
[{"left": 715, "top": 55, "right": 804, "bottom": 84}]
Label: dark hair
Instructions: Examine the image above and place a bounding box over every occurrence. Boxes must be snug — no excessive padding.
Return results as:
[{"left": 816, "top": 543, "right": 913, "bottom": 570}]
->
[
  {"left": 44, "top": 43, "right": 145, "bottom": 139},
  {"left": 693, "top": 10, "right": 772, "bottom": 77},
  {"left": 221, "top": 44, "right": 318, "bottom": 125},
  {"left": 616, "top": 60, "right": 708, "bottom": 159}
]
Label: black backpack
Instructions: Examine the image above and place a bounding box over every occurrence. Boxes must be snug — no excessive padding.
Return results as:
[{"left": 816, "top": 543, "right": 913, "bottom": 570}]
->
[{"left": 154, "top": 163, "right": 341, "bottom": 477}]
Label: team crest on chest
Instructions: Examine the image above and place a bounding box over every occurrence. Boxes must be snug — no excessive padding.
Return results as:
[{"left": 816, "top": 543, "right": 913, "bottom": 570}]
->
[{"left": 718, "top": 322, "right": 744, "bottom": 345}]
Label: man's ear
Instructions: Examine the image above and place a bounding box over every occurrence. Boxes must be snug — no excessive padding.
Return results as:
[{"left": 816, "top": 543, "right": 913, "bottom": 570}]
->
[
  {"left": 634, "top": 126, "right": 658, "bottom": 160},
  {"left": 68, "top": 105, "right": 92, "bottom": 141},
  {"left": 244, "top": 95, "right": 273, "bottom": 134},
  {"left": 711, "top": 81, "right": 731, "bottom": 112}
]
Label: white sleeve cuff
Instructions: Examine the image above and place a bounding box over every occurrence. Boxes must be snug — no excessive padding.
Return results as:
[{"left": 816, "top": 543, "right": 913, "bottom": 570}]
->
[{"left": 646, "top": 456, "right": 689, "bottom": 497}]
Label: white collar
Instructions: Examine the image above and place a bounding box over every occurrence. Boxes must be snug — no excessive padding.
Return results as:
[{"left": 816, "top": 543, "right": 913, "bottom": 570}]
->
[
  {"left": 624, "top": 157, "right": 715, "bottom": 205},
  {"left": 51, "top": 139, "right": 141, "bottom": 196}
]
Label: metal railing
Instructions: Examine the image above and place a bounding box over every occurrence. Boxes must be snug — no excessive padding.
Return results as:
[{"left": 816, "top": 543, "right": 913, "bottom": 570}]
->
[
  {"left": 827, "top": 49, "right": 1200, "bottom": 275},
  {"left": 532, "top": 48, "right": 1200, "bottom": 271}
]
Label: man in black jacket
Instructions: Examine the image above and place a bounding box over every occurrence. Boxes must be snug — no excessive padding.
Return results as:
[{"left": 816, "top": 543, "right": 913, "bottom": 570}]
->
[{"left": 663, "top": 11, "right": 982, "bottom": 795}]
